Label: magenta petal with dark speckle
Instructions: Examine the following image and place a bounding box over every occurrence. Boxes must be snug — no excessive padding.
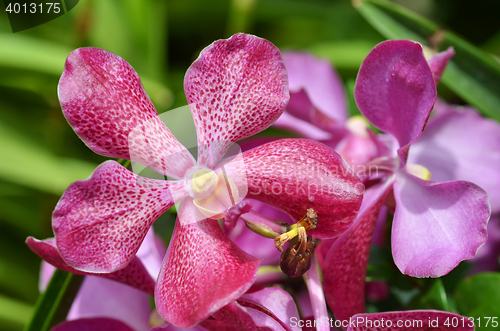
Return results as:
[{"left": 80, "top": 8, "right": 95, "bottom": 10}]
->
[
  {"left": 58, "top": 47, "right": 195, "bottom": 178},
  {"left": 323, "top": 178, "right": 394, "bottom": 322},
  {"left": 52, "top": 160, "right": 175, "bottom": 273},
  {"left": 184, "top": 33, "right": 289, "bottom": 168},
  {"left": 26, "top": 237, "right": 155, "bottom": 295},
  {"left": 241, "top": 139, "right": 364, "bottom": 239},
  {"left": 155, "top": 200, "right": 260, "bottom": 327}
]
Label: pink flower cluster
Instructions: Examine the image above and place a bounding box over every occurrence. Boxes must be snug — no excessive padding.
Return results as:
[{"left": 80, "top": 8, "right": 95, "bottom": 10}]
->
[{"left": 27, "top": 33, "right": 500, "bottom": 331}]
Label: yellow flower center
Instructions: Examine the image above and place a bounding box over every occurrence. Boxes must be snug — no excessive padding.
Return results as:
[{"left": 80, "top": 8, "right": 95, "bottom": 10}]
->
[
  {"left": 184, "top": 166, "right": 239, "bottom": 220},
  {"left": 406, "top": 163, "right": 432, "bottom": 181},
  {"left": 346, "top": 115, "right": 370, "bottom": 137},
  {"left": 191, "top": 169, "right": 217, "bottom": 195}
]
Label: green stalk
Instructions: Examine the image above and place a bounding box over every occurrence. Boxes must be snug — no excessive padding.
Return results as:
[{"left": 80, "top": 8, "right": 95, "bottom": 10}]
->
[{"left": 24, "top": 270, "right": 84, "bottom": 331}]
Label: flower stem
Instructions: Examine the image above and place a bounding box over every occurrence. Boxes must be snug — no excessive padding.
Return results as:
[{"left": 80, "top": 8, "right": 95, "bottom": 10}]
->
[
  {"left": 24, "top": 270, "right": 84, "bottom": 331},
  {"left": 240, "top": 210, "right": 289, "bottom": 239}
]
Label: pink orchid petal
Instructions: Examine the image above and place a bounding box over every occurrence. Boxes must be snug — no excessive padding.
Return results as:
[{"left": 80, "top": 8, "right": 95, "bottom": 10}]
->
[
  {"left": 336, "top": 132, "right": 379, "bottom": 170},
  {"left": 52, "top": 318, "right": 135, "bottom": 331},
  {"left": 250, "top": 269, "right": 286, "bottom": 291},
  {"left": 27, "top": 237, "right": 155, "bottom": 295},
  {"left": 226, "top": 215, "right": 281, "bottom": 266},
  {"left": 354, "top": 40, "right": 436, "bottom": 160},
  {"left": 212, "top": 302, "right": 276, "bottom": 331},
  {"left": 365, "top": 281, "right": 390, "bottom": 302},
  {"left": 315, "top": 238, "right": 336, "bottom": 267},
  {"left": 347, "top": 310, "right": 473, "bottom": 331},
  {"left": 136, "top": 228, "right": 166, "bottom": 280},
  {"left": 427, "top": 47, "right": 455, "bottom": 86},
  {"left": 239, "top": 287, "right": 301, "bottom": 331},
  {"left": 52, "top": 160, "right": 175, "bottom": 273},
  {"left": 242, "top": 139, "right": 364, "bottom": 239},
  {"left": 304, "top": 257, "right": 329, "bottom": 331},
  {"left": 155, "top": 200, "right": 260, "bottom": 327},
  {"left": 248, "top": 199, "right": 294, "bottom": 224},
  {"left": 283, "top": 51, "right": 348, "bottom": 125},
  {"left": 470, "top": 215, "right": 500, "bottom": 273},
  {"left": 184, "top": 33, "right": 289, "bottom": 168},
  {"left": 323, "top": 178, "right": 394, "bottom": 322},
  {"left": 273, "top": 111, "right": 334, "bottom": 141},
  {"left": 408, "top": 107, "right": 500, "bottom": 213},
  {"left": 371, "top": 205, "right": 389, "bottom": 246},
  {"left": 58, "top": 47, "right": 194, "bottom": 178},
  {"left": 152, "top": 323, "right": 209, "bottom": 331},
  {"left": 200, "top": 320, "right": 241, "bottom": 331},
  {"left": 66, "top": 277, "right": 151, "bottom": 331},
  {"left": 432, "top": 98, "right": 479, "bottom": 117},
  {"left": 392, "top": 170, "right": 490, "bottom": 277}
]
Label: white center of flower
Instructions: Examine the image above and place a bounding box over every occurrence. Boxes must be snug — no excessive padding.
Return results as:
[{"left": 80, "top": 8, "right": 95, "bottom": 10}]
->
[
  {"left": 346, "top": 115, "right": 370, "bottom": 137},
  {"left": 186, "top": 167, "right": 217, "bottom": 199}
]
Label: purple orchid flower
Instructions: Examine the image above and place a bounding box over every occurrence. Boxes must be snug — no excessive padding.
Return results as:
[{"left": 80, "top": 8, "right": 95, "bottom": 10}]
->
[
  {"left": 409, "top": 99, "right": 500, "bottom": 214},
  {"left": 408, "top": 98, "right": 500, "bottom": 273},
  {"left": 321, "top": 40, "right": 490, "bottom": 323},
  {"left": 273, "top": 51, "right": 379, "bottom": 170},
  {"left": 44, "top": 33, "right": 363, "bottom": 327},
  {"left": 353, "top": 40, "right": 490, "bottom": 277},
  {"left": 264, "top": 42, "right": 490, "bottom": 324}
]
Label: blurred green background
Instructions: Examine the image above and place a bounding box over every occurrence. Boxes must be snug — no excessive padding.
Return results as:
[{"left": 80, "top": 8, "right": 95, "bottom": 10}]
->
[{"left": 1, "top": 0, "right": 500, "bottom": 330}]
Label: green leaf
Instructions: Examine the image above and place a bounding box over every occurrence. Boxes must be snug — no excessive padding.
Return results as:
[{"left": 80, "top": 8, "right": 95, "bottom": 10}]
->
[
  {"left": 0, "top": 294, "right": 33, "bottom": 329},
  {"left": 455, "top": 272, "right": 500, "bottom": 331},
  {"left": 309, "top": 40, "right": 375, "bottom": 70},
  {"left": 355, "top": 0, "right": 500, "bottom": 121},
  {"left": 0, "top": 33, "right": 173, "bottom": 109},
  {"left": 0, "top": 121, "right": 97, "bottom": 195},
  {"left": 411, "top": 278, "right": 450, "bottom": 311},
  {"left": 24, "top": 270, "right": 84, "bottom": 331},
  {"left": 366, "top": 245, "right": 395, "bottom": 281}
]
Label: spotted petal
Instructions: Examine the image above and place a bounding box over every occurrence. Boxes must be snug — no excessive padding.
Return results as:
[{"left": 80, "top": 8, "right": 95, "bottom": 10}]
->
[
  {"left": 184, "top": 33, "right": 289, "bottom": 168},
  {"left": 52, "top": 160, "right": 178, "bottom": 273},
  {"left": 354, "top": 40, "right": 436, "bottom": 160},
  {"left": 155, "top": 199, "right": 260, "bottom": 327},
  {"left": 27, "top": 237, "right": 155, "bottom": 295},
  {"left": 323, "top": 178, "right": 393, "bottom": 322},
  {"left": 241, "top": 139, "right": 364, "bottom": 239},
  {"left": 392, "top": 170, "right": 490, "bottom": 277},
  {"left": 59, "top": 47, "right": 195, "bottom": 178}
]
